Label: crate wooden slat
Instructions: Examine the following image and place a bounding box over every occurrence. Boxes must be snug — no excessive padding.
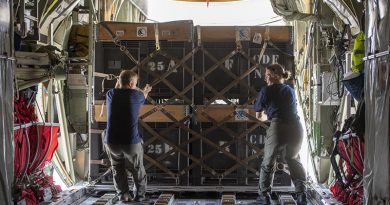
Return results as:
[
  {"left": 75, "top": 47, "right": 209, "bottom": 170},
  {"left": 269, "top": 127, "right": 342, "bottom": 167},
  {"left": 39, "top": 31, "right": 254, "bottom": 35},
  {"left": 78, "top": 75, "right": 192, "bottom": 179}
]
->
[
  {"left": 94, "top": 104, "right": 188, "bottom": 122},
  {"left": 195, "top": 105, "right": 258, "bottom": 122},
  {"left": 199, "top": 26, "right": 291, "bottom": 42},
  {"left": 98, "top": 20, "right": 193, "bottom": 42},
  {"left": 15, "top": 51, "right": 50, "bottom": 66}
]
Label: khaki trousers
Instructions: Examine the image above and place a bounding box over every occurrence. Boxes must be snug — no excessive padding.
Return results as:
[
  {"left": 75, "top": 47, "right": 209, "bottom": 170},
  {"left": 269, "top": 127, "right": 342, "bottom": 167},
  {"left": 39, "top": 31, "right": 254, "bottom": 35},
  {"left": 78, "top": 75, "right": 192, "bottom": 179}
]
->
[{"left": 105, "top": 143, "right": 147, "bottom": 197}]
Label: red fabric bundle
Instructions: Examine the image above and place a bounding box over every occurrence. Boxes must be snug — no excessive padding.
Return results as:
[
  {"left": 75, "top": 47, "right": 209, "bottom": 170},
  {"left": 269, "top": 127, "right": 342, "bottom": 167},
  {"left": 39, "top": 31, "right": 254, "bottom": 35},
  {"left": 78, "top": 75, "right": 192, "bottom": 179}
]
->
[
  {"left": 19, "top": 188, "right": 38, "bottom": 205},
  {"left": 330, "top": 181, "right": 350, "bottom": 202},
  {"left": 14, "top": 125, "right": 59, "bottom": 176},
  {"left": 28, "top": 125, "right": 60, "bottom": 173},
  {"left": 14, "top": 95, "right": 37, "bottom": 123},
  {"left": 34, "top": 175, "right": 62, "bottom": 202},
  {"left": 14, "top": 127, "right": 30, "bottom": 178}
]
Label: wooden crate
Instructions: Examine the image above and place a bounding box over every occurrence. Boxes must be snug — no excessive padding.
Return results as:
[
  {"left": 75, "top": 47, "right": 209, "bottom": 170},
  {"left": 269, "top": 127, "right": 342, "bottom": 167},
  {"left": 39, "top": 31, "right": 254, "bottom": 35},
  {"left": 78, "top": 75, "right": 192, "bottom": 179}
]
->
[
  {"left": 198, "top": 26, "right": 291, "bottom": 42},
  {"left": 98, "top": 20, "right": 193, "bottom": 42},
  {"left": 94, "top": 104, "right": 188, "bottom": 122},
  {"left": 195, "top": 105, "right": 258, "bottom": 122}
]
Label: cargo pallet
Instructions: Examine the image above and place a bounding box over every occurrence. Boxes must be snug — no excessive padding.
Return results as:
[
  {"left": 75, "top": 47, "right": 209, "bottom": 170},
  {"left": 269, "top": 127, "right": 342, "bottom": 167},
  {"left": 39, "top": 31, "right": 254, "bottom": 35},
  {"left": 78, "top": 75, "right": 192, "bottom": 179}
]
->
[{"left": 90, "top": 21, "right": 294, "bottom": 188}]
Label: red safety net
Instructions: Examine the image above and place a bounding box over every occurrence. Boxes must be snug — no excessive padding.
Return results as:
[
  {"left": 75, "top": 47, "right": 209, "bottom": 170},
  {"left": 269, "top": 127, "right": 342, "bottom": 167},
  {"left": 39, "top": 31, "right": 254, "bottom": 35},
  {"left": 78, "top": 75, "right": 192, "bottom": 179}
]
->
[
  {"left": 14, "top": 92, "right": 62, "bottom": 204},
  {"left": 330, "top": 131, "right": 364, "bottom": 205}
]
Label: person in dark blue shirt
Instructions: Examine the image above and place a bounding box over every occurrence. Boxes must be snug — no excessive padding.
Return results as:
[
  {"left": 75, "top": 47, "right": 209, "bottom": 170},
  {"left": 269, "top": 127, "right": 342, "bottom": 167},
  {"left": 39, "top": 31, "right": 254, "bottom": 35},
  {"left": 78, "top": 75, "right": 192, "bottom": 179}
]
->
[
  {"left": 254, "top": 64, "right": 306, "bottom": 205},
  {"left": 104, "top": 70, "right": 152, "bottom": 202},
  {"left": 105, "top": 84, "right": 145, "bottom": 145}
]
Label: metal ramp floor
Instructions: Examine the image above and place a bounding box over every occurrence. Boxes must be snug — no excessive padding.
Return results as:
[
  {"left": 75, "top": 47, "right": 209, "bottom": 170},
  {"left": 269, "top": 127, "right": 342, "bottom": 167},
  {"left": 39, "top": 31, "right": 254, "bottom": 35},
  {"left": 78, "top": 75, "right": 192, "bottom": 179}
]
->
[{"left": 45, "top": 183, "right": 340, "bottom": 205}]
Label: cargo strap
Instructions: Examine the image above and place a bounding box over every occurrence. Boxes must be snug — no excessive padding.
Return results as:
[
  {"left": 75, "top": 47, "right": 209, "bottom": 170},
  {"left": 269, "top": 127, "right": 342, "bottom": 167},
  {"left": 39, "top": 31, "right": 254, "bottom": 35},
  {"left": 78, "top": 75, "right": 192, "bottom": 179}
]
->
[
  {"left": 330, "top": 131, "right": 347, "bottom": 187},
  {"left": 100, "top": 22, "right": 139, "bottom": 65},
  {"left": 95, "top": 73, "right": 117, "bottom": 94},
  {"left": 268, "top": 41, "right": 294, "bottom": 57},
  {"left": 135, "top": 42, "right": 268, "bottom": 123},
  {"left": 154, "top": 23, "right": 161, "bottom": 51},
  {"left": 138, "top": 43, "right": 270, "bottom": 178},
  {"left": 235, "top": 27, "right": 243, "bottom": 50},
  {"left": 196, "top": 26, "right": 202, "bottom": 47}
]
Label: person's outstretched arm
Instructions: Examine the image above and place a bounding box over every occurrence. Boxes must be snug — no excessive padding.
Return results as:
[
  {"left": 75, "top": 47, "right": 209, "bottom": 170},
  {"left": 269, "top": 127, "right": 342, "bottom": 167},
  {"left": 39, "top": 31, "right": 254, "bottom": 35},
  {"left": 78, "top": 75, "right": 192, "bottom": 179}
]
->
[{"left": 142, "top": 84, "right": 152, "bottom": 98}]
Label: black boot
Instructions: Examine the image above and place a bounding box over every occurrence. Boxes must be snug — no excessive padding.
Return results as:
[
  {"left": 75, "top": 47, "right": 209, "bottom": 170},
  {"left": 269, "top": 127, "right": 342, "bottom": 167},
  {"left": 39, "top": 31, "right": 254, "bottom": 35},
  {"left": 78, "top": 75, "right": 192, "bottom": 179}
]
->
[
  {"left": 118, "top": 192, "right": 132, "bottom": 202},
  {"left": 134, "top": 195, "right": 147, "bottom": 202},
  {"left": 296, "top": 192, "right": 307, "bottom": 205},
  {"left": 257, "top": 193, "right": 271, "bottom": 205}
]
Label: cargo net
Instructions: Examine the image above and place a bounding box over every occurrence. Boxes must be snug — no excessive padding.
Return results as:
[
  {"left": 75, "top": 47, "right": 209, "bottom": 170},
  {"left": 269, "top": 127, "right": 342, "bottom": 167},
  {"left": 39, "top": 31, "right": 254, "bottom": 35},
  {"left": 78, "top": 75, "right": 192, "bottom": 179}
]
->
[
  {"left": 96, "top": 24, "right": 292, "bottom": 186},
  {"left": 329, "top": 117, "right": 364, "bottom": 205},
  {"left": 14, "top": 91, "right": 62, "bottom": 203}
]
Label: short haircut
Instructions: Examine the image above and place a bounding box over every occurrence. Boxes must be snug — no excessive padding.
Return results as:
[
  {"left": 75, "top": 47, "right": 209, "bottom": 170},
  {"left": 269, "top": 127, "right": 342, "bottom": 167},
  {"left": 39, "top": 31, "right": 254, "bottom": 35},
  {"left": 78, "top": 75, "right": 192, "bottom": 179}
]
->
[
  {"left": 266, "top": 63, "right": 291, "bottom": 79},
  {"left": 119, "top": 70, "right": 138, "bottom": 86}
]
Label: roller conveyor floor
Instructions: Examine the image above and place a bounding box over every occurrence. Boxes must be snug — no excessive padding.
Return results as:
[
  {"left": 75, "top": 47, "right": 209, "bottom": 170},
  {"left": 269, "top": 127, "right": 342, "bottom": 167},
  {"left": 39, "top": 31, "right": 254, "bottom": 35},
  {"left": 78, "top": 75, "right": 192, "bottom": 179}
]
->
[
  {"left": 53, "top": 189, "right": 320, "bottom": 205},
  {"left": 78, "top": 196, "right": 313, "bottom": 205},
  {"left": 46, "top": 182, "right": 340, "bottom": 205}
]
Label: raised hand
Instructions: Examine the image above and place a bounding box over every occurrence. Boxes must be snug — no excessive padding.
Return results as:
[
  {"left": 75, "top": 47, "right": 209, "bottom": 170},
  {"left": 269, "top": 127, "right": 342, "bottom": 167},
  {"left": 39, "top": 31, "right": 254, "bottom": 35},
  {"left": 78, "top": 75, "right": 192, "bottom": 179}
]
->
[
  {"left": 143, "top": 84, "right": 152, "bottom": 93},
  {"left": 142, "top": 84, "right": 152, "bottom": 98}
]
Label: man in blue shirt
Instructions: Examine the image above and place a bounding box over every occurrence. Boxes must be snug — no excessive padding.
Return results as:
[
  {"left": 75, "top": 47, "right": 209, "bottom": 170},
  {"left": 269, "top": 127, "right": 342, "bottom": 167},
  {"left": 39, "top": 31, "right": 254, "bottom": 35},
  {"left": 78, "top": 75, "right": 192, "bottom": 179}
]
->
[
  {"left": 254, "top": 64, "right": 306, "bottom": 205},
  {"left": 104, "top": 70, "right": 152, "bottom": 202}
]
